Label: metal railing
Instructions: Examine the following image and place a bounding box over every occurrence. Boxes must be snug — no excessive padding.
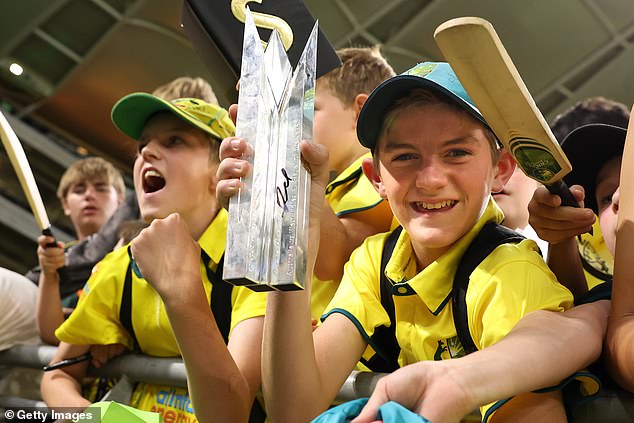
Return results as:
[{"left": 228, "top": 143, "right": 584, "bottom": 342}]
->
[{"left": 0, "top": 344, "right": 385, "bottom": 404}]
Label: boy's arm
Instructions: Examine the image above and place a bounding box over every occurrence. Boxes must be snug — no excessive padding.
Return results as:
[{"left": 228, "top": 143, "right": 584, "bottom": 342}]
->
[
  {"left": 35, "top": 234, "right": 66, "bottom": 345},
  {"left": 218, "top": 137, "right": 367, "bottom": 422},
  {"left": 315, "top": 198, "right": 392, "bottom": 281},
  {"left": 607, "top": 219, "right": 634, "bottom": 391},
  {"left": 353, "top": 302, "right": 608, "bottom": 423},
  {"left": 131, "top": 214, "right": 260, "bottom": 423},
  {"left": 528, "top": 184, "right": 595, "bottom": 298},
  {"left": 40, "top": 342, "right": 92, "bottom": 409}
]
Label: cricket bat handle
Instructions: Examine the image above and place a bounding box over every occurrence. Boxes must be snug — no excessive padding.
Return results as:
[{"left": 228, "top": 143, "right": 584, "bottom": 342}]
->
[
  {"left": 546, "top": 179, "right": 579, "bottom": 209},
  {"left": 42, "top": 227, "right": 59, "bottom": 248}
]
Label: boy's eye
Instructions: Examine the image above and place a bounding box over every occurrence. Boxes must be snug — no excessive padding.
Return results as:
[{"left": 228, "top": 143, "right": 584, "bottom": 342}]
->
[
  {"left": 137, "top": 142, "right": 147, "bottom": 154},
  {"left": 446, "top": 149, "right": 470, "bottom": 158},
  {"left": 393, "top": 152, "right": 417, "bottom": 161},
  {"left": 95, "top": 184, "right": 111, "bottom": 193},
  {"left": 167, "top": 136, "right": 183, "bottom": 146}
]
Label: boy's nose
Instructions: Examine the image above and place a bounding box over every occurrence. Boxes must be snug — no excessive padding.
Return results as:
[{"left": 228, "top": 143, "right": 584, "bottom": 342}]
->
[
  {"left": 140, "top": 140, "right": 161, "bottom": 161},
  {"left": 415, "top": 160, "right": 447, "bottom": 189},
  {"left": 612, "top": 186, "right": 620, "bottom": 213}
]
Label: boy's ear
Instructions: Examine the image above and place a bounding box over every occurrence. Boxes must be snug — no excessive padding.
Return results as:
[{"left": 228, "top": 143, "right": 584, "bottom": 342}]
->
[
  {"left": 491, "top": 149, "right": 517, "bottom": 193},
  {"left": 361, "top": 157, "right": 387, "bottom": 198},
  {"left": 62, "top": 199, "right": 72, "bottom": 217},
  {"left": 353, "top": 94, "right": 369, "bottom": 122}
]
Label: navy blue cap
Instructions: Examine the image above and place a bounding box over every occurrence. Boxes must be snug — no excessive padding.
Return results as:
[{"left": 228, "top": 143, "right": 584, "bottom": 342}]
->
[
  {"left": 357, "top": 62, "right": 490, "bottom": 149},
  {"left": 561, "top": 123, "right": 626, "bottom": 213}
]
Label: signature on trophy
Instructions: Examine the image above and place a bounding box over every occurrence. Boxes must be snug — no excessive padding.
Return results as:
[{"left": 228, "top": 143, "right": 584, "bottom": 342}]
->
[{"left": 276, "top": 167, "right": 293, "bottom": 212}]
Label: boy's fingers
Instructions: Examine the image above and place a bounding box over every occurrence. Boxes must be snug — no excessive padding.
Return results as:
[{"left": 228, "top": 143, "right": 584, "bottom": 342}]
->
[
  {"left": 216, "top": 157, "right": 251, "bottom": 181},
  {"left": 350, "top": 397, "right": 383, "bottom": 423},
  {"left": 216, "top": 179, "right": 244, "bottom": 210},
  {"left": 300, "top": 141, "right": 329, "bottom": 184},
  {"left": 219, "top": 137, "right": 250, "bottom": 160},
  {"left": 228, "top": 104, "right": 238, "bottom": 124}
]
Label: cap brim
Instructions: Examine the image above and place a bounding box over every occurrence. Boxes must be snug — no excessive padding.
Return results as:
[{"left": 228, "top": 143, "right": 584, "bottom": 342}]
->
[
  {"left": 111, "top": 93, "right": 220, "bottom": 140},
  {"left": 357, "top": 75, "right": 489, "bottom": 149},
  {"left": 562, "top": 124, "right": 626, "bottom": 212}
]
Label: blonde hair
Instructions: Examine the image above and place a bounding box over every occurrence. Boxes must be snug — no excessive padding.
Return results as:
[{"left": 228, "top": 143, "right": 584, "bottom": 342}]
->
[
  {"left": 57, "top": 157, "right": 125, "bottom": 201},
  {"left": 318, "top": 46, "right": 395, "bottom": 106},
  {"left": 374, "top": 88, "right": 500, "bottom": 167},
  {"left": 152, "top": 77, "right": 218, "bottom": 104}
]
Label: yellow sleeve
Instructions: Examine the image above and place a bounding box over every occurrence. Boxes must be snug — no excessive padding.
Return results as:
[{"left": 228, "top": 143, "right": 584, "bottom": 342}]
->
[
  {"left": 321, "top": 234, "right": 390, "bottom": 352},
  {"left": 229, "top": 285, "right": 267, "bottom": 333},
  {"left": 467, "top": 240, "right": 573, "bottom": 351},
  {"left": 55, "top": 250, "right": 132, "bottom": 349}
]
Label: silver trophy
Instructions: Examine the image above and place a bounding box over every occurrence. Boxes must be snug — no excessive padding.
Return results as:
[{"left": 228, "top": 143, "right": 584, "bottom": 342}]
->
[{"left": 223, "top": 8, "right": 316, "bottom": 291}]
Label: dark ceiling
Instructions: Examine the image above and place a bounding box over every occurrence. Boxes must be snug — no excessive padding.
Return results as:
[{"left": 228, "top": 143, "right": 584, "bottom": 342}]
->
[{"left": 1, "top": 0, "right": 633, "bottom": 273}]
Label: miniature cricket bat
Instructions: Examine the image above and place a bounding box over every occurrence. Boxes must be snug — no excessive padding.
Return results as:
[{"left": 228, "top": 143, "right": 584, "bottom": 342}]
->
[
  {"left": 611, "top": 104, "right": 634, "bottom": 316},
  {"left": 434, "top": 17, "right": 577, "bottom": 207},
  {"left": 0, "top": 111, "right": 56, "bottom": 242}
]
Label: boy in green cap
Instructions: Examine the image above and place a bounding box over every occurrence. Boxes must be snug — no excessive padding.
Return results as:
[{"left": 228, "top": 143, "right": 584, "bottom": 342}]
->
[{"left": 41, "top": 94, "right": 267, "bottom": 423}]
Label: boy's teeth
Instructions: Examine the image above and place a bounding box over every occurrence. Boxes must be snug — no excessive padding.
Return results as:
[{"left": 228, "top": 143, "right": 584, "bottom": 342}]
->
[
  {"left": 418, "top": 200, "right": 454, "bottom": 209},
  {"left": 144, "top": 169, "right": 161, "bottom": 180}
]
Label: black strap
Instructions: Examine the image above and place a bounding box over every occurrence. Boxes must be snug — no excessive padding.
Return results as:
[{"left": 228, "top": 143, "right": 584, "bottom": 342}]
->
[
  {"left": 360, "top": 226, "right": 403, "bottom": 372},
  {"left": 201, "top": 251, "right": 232, "bottom": 343},
  {"left": 364, "top": 223, "right": 524, "bottom": 371},
  {"left": 121, "top": 248, "right": 233, "bottom": 349},
  {"left": 451, "top": 222, "right": 525, "bottom": 354},
  {"left": 121, "top": 247, "right": 141, "bottom": 352}
]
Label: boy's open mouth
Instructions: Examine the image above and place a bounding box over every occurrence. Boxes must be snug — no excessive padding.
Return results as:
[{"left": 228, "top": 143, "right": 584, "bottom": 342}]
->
[
  {"left": 142, "top": 169, "right": 166, "bottom": 193},
  {"left": 412, "top": 200, "right": 457, "bottom": 212}
]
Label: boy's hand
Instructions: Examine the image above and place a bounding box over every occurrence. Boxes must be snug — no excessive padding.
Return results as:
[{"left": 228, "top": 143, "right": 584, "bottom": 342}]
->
[
  {"left": 528, "top": 184, "right": 595, "bottom": 244},
  {"left": 36, "top": 235, "right": 65, "bottom": 278},
  {"left": 130, "top": 213, "right": 201, "bottom": 302},
  {"left": 89, "top": 344, "right": 126, "bottom": 368},
  {"left": 351, "top": 361, "right": 474, "bottom": 423}
]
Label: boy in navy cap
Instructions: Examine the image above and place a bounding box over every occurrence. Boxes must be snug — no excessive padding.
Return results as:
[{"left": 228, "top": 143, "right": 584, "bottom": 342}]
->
[{"left": 217, "top": 62, "right": 597, "bottom": 422}]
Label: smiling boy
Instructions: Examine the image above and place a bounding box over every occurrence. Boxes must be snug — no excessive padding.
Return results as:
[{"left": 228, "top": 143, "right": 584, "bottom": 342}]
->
[
  {"left": 41, "top": 95, "right": 267, "bottom": 423},
  {"left": 217, "top": 62, "right": 575, "bottom": 422}
]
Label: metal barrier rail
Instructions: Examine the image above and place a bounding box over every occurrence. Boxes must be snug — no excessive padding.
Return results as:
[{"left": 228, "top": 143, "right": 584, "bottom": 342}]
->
[{"left": 0, "top": 344, "right": 384, "bottom": 401}]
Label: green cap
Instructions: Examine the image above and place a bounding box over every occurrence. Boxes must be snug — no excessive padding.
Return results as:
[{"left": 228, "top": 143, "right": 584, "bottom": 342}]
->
[{"left": 111, "top": 93, "right": 235, "bottom": 141}]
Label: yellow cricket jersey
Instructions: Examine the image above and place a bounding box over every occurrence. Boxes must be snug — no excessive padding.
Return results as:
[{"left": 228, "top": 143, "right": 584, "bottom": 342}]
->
[
  {"left": 310, "top": 153, "right": 387, "bottom": 322},
  {"left": 56, "top": 209, "right": 267, "bottom": 422},
  {"left": 322, "top": 198, "right": 576, "bottom": 421}
]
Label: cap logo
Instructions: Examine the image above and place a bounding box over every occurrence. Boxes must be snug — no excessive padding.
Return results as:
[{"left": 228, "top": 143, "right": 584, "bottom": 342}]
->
[{"left": 405, "top": 62, "right": 437, "bottom": 78}]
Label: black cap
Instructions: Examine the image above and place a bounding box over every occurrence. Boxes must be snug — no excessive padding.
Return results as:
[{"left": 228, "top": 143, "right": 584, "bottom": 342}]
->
[{"left": 561, "top": 123, "right": 626, "bottom": 212}]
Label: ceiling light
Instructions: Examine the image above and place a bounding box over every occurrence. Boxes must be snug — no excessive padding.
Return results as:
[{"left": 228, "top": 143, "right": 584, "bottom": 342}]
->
[{"left": 9, "top": 62, "right": 23, "bottom": 76}]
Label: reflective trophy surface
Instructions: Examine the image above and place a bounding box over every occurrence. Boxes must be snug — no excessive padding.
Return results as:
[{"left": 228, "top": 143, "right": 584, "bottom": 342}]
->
[{"left": 223, "top": 9, "right": 316, "bottom": 291}]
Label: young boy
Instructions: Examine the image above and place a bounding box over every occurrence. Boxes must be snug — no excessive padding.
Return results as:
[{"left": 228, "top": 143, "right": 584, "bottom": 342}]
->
[
  {"left": 41, "top": 94, "right": 267, "bottom": 423},
  {"left": 217, "top": 62, "right": 578, "bottom": 422},
  {"left": 527, "top": 123, "right": 631, "bottom": 389},
  {"left": 36, "top": 157, "right": 125, "bottom": 345},
  {"left": 548, "top": 97, "right": 630, "bottom": 295},
  {"left": 311, "top": 46, "right": 395, "bottom": 321}
]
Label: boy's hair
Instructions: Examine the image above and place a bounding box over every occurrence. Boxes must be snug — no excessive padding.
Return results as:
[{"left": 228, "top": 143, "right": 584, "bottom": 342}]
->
[
  {"left": 373, "top": 88, "right": 500, "bottom": 168},
  {"left": 56, "top": 157, "right": 125, "bottom": 201},
  {"left": 550, "top": 96, "right": 630, "bottom": 142},
  {"left": 151, "top": 76, "right": 218, "bottom": 104},
  {"left": 318, "top": 46, "right": 395, "bottom": 106}
]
